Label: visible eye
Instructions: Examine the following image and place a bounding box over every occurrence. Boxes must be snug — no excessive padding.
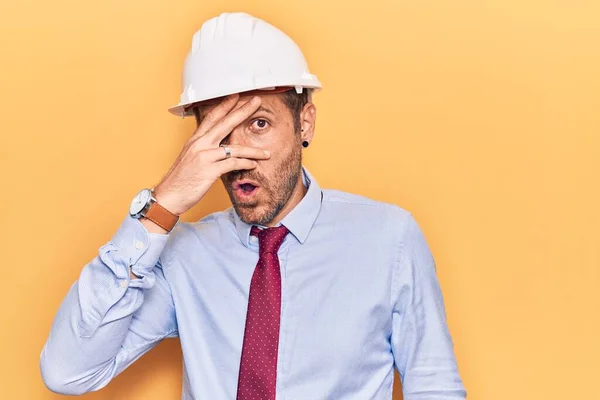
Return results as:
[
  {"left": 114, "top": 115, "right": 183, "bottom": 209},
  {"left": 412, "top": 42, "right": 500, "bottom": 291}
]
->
[{"left": 251, "top": 119, "right": 270, "bottom": 131}]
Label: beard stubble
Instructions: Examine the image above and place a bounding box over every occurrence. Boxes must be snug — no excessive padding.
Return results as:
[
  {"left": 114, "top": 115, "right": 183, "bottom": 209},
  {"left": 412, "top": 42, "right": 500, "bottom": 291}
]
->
[{"left": 222, "top": 144, "right": 302, "bottom": 225}]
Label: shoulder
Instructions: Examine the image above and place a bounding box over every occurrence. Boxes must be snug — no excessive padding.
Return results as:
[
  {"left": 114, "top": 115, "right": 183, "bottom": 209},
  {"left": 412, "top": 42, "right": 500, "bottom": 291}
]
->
[
  {"left": 320, "top": 189, "right": 416, "bottom": 235},
  {"left": 322, "top": 189, "right": 412, "bottom": 219}
]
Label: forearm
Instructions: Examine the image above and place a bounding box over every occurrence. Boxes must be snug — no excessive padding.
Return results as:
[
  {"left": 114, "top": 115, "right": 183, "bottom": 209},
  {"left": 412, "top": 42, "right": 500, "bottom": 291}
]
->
[
  {"left": 40, "top": 216, "right": 170, "bottom": 394},
  {"left": 41, "top": 263, "right": 143, "bottom": 394}
]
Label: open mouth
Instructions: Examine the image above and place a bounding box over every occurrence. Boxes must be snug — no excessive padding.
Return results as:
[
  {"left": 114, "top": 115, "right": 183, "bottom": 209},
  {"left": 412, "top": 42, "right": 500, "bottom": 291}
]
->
[
  {"left": 239, "top": 183, "right": 256, "bottom": 193},
  {"left": 232, "top": 180, "right": 260, "bottom": 199}
]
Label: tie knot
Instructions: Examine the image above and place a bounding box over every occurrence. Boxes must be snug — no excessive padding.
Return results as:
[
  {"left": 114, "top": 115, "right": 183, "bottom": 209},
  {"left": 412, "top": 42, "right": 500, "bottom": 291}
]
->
[{"left": 250, "top": 225, "right": 289, "bottom": 254}]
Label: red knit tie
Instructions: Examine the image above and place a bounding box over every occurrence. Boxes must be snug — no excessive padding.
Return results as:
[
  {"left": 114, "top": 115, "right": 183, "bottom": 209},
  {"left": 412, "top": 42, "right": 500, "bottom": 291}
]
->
[{"left": 236, "top": 225, "right": 289, "bottom": 400}]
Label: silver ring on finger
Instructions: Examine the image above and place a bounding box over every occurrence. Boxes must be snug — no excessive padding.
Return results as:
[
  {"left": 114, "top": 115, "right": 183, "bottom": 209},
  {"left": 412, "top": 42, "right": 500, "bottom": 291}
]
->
[{"left": 220, "top": 144, "right": 232, "bottom": 159}]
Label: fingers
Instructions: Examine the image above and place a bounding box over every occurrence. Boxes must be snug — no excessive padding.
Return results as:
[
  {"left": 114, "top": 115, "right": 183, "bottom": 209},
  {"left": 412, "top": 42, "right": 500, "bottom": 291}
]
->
[
  {"left": 190, "top": 94, "right": 240, "bottom": 140},
  {"left": 203, "top": 96, "right": 262, "bottom": 145},
  {"left": 212, "top": 157, "right": 258, "bottom": 177},
  {"left": 203, "top": 145, "right": 271, "bottom": 163}
]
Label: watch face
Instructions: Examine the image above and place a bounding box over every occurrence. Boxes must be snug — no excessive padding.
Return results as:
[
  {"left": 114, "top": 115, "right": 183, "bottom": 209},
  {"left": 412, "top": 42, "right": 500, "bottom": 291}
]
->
[{"left": 129, "top": 189, "right": 151, "bottom": 217}]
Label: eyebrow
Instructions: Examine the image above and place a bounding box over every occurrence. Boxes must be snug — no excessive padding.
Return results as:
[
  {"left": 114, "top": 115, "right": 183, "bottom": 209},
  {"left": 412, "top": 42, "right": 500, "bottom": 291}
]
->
[{"left": 254, "top": 105, "right": 276, "bottom": 116}]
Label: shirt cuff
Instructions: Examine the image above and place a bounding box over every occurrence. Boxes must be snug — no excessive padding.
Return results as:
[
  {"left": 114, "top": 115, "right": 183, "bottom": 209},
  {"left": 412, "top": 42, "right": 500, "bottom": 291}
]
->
[{"left": 110, "top": 214, "right": 170, "bottom": 268}]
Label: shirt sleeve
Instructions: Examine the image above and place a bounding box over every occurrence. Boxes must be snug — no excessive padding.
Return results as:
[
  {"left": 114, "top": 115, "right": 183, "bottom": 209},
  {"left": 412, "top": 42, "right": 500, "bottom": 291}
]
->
[
  {"left": 40, "top": 214, "right": 178, "bottom": 395},
  {"left": 391, "top": 214, "right": 467, "bottom": 400}
]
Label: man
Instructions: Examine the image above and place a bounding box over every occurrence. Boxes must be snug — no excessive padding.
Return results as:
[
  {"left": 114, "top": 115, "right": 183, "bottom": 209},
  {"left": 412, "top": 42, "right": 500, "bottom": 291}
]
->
[{"left": 41, "top": 12, "right": 466, "bottom": 400}]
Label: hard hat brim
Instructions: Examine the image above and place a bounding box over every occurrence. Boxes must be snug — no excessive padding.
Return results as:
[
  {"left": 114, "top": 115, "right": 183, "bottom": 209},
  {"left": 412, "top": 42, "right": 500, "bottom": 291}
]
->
[{"left": 168, "top": 85, "right": 321, "bottom": 117}]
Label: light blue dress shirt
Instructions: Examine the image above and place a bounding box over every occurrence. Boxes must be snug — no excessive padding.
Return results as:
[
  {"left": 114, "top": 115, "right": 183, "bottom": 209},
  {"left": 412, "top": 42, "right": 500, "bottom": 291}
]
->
[{"left": 41, "top": 167, "right": 466, "bottom": 399}]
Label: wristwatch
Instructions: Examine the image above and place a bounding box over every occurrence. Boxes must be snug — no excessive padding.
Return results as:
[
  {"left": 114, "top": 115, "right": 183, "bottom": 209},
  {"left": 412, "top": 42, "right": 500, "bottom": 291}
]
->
[{"left": 129, "top": 188, "right": 179, "bottom": 232}]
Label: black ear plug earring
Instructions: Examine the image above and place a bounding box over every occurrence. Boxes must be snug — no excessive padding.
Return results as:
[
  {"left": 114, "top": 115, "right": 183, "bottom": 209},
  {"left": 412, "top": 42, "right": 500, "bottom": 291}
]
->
[{"left": 302, "top": 140, "right": 309, "bottom": 148}]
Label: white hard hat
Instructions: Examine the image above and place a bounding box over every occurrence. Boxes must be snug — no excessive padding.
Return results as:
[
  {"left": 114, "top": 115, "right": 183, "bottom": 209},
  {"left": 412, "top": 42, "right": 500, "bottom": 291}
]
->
[{"left": 168, "top": 12, "right": 322, "bottom": 117}]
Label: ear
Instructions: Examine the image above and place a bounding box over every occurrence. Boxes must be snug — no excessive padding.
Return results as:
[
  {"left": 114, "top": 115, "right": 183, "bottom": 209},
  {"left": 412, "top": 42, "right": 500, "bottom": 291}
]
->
[{"left": 300, "top": 102, "right": 317, "bottom": 143}]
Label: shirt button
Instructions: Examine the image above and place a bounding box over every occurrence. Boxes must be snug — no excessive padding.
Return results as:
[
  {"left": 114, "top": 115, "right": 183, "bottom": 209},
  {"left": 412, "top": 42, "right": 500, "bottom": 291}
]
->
[
  {"left": 120, "top": 280, "right": 128, "bottom": 288},
  {"left": 134, "top": 240, "right": 144, "bottom": 250}
]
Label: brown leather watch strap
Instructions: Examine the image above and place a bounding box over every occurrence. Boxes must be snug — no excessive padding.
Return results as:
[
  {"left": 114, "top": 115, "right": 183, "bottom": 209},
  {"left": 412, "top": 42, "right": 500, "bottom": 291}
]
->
[{"left": 144, "top": 201, "right": 179, "bottom": 232}]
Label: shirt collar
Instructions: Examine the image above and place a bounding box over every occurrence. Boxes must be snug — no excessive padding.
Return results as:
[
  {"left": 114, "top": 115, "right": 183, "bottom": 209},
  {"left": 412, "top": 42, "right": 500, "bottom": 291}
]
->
[{"left": 233, "top": 166, "right": 322, "bottom": 247}]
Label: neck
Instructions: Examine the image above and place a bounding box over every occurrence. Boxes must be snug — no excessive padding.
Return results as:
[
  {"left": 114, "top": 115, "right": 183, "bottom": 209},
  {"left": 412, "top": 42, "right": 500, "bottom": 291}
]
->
[{"left": 264, "top": 172, "right": 307, "bottom": 227}]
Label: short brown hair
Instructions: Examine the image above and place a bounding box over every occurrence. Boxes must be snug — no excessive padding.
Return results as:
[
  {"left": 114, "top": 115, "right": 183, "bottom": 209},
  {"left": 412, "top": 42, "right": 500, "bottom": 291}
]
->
[{"left": 281, "top": 88, "right": 313, "bottom": 133}]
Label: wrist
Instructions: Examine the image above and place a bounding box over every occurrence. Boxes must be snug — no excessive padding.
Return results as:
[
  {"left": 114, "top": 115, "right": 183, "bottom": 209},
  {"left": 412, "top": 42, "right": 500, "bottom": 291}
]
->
[
  {"left": 129, "top": 188, "right": 180, "bottom": 232},
  {"left": 153, "top": 188, "right": 186, "bottom": 216}
]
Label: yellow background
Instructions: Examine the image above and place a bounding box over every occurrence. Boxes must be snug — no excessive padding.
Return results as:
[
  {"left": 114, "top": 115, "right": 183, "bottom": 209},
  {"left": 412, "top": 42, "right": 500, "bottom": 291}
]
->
[{"left": 1, "top": 0, "right": 598, "bottom": 399}]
